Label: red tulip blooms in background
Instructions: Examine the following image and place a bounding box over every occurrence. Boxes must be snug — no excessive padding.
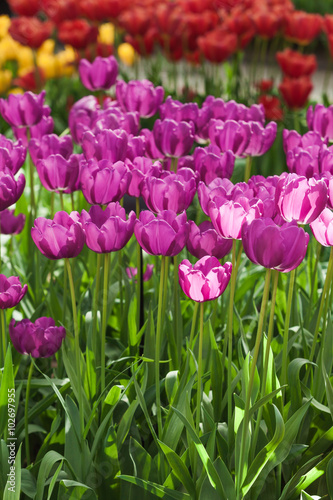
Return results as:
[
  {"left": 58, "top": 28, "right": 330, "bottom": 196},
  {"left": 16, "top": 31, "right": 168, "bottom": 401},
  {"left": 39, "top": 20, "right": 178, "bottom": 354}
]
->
[
  {"left": 283, "top": 10, "right": 323, "bottom": 45},
  {"left": 276, "top": 49, "right": 317, "bottom": 78},
  {"left": 279, "top": 76, "right": 313, "bottom": 110},
  {"left": 57, "top": 19, "right": 99, "bottom": 50},
  {"left": 9, "top": 17, "right": 54, "bottom": 49},
  {"left": 40, "top": 0, "right": 79, "bottom": 24},
  {"left": 8, "top": 0, "right": 39, "bottom": 16},
  {"left": 178, "top": 256, "right": 232, "bottom": 302}
]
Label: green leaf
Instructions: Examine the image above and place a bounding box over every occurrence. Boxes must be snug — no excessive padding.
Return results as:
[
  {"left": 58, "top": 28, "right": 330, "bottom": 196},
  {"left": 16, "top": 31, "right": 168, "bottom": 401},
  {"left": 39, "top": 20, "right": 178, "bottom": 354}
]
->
[
  {"left": 327, "top": 457, "right": 333, "bottom": 499},
  {"left": 158, "top": 440, "right": 196, "bottom": 498},
  {"left": 119, "top": 475, "right": 191, "bottom": 500},
  {"left": 288, "top": 359, "right": 316, "bottom": 415},
  {"left": 105, "top": 385, "right": 122, "bottom": 407},
  {"left": 47, "top": 460, "right": 63, "bottom": 500},
  {"left": 129, "top": 438, "right": 154, "bottom": 481},
  {"left": 323, "top": 365, "right": 333, "bottom": 420},
  {"left": 241, "top": 405, "right": 285, "bottom": 496},
  {"left": 170, "top": 406, "right": 227, "bottom": 500},
  {"left": 0, "top": 346, "right": 14, "bottom": 438},
  {"left": 300, "top": 492, "right": 315, "bottom": 500},
  {"left": 58, "top": 479, "right": 97, "bottom": 499},
  {"left": 35, "top": 451, "right": 67, "bottom": 500},
  {"left": 199, "top": 457, "right": 236, "bottom": 500}
]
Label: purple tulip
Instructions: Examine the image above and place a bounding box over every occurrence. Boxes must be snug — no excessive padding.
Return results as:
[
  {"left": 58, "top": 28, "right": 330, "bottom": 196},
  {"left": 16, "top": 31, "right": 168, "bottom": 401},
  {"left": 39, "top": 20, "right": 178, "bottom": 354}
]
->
[
  {"left": 209, "top": 196, "right": 264, "bottom": 240},
  {"left": 321, "top": 172, "right": 333, "bottom": 209},
  {"left": 82, "top": 129, "right": 128, "bottom": 162},
  {"left": 0, "top": 136, "right": 26, "bottom": 174},
  {"left": 310, "top": 208, "right": 333, "bottom": 246},
  {"left": 282, "top": 129, "right": 325, "bottom": 154},
  {"left": 187, "top": 220, "right": 233, "bottom": 259},
  {"left": 0, "top": 209, "right": 25, "bottom": 234},
  {"left": 0, "top": 90, "right": 46, "bottom": 128},
  {"left": 194, "top": 145, "right": 235, "bottom": 184},
  {"left": 242, "top": 217, "right": 309, "bottom": 272},
  {"left": 286, "top": 144, "right": 333, "bottom": 178},
  {"left": 91, "top": 107, "right": 140, "bottom": 136},
  {"left": 126, "top": 157, "right": 162, "bottom": 198},
  {"left": 80, "top": 202, "right": 136, "bottom": 253},
  {"left": 31, "top": 211, "right": 85, "bottom": 260},
  {"left": 0, "top": 168, "right": 25, "bottom": 211},
  {"left": 306, "top": 104, "right": 333, "bottom": 141},
  {"left": 126, "top": 135, "right": 146, "bottom": 162},
  {"left": 126, "top": 264, "right": 154, "bottom": 282},
  {"left": 243, "top": 121, "right": 277, "bottom": 157},
  {"left": 69, "top": 95, "right": 99, "bottom": 144},
  {"left": 178, "top": 256, "right": 232, "bottom": 302},
  {"left": 153, "top": 119, "right": 195, "bottom": 158},
  {"left": 9, "top": 317, "right": 66, "bottom": 357},
  {"left": 29, "top": 134, "right": 73, "bottom": 166},
  {"left": 140, "top": 129, "right": 164, "bottom": 159},
  {"left": 79, "top": 55, "right": 118, "bottom": 91},
  {"left": 134, "top": 210, "right": 189, "bottom": 256},
  {"left": 141, "top": 168, "right": 197, "bottom": 213},
  {"left": 202, "top": 96, "right": 265, "bottom": 123},
  {"left": 13, "top": 105, "right": 54, "bottom": 147},
  {"left": 116, "top": 79, "right": 164, "bottom": 118},
  {"left": 159, "top": 96, "right": 199, "bottom": 123},
  {"left": 275, "top": 173, "right": 328, "bottom": 224},
  {"left": 0, "top": 274, "right": 27, "bottom": 309},
  {"left": 36, "top": 154, "right": 81, "bottom": 193},
  {"left": 80, "top": 158, "right": 131, "bottom": 205}
]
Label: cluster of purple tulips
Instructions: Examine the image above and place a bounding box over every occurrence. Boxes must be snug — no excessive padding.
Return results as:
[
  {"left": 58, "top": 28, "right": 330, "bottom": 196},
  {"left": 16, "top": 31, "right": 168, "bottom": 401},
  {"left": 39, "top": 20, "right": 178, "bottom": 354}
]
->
[{"left": 0, "top": 54, "right": 332, "bottom": 364}]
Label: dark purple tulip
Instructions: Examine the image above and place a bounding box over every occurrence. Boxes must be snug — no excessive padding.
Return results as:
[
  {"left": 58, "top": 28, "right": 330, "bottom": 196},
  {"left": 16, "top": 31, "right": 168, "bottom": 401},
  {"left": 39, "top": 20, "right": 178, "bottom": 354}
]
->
[
  {"left": 126, "top": 157, "right": 162, "bottom": 198},
  {"left": 202, "top": 95, "right": 265, "bottom": 124},
  {"left": 179, "top": 256, "right": 232, "bottom": 302},
  {"left": 36, "top": 154, "right": 81, "bottom": 193},
  {"left": 82, "top": 129, "right": 128, "bottom": 162},
  {"left": 116, "top": 79, "right": 164, "bottom": 118},
  {"left": 275, "top": 172, "right": 328, "bottom": 224},
  {"left": 306, "top": 104, "right": 333, "bottom": 141},
  {"left": 209, "top": 196, "right": 264, "bottom": 240},
  {"left": 159, "top": 96, "right": 199, "bottom": 123},
  {"left": 0, "top": 209, "right": 25, "bottom": 234},
  {"left": 194, "top": 145, "right": 235, "bottom": 184},
  {"left": 9, "top": 317, "right": 66, "bottom": 357},
  {"left": 282, "top": 129, "right": 325, "bottom": 154},
  {"left": 69, "top": 95, "right": 99, "bottom": 144},
  {"left": 286, "top": 144, "right": 333, "bottom": 178},
  {"left": 141, "top": 168, "right": 197, "bottom": 213},
  {"left": 153, "top": 119, "right": 195, "bottom": 158},
  {"left": 79, "top": 55, "right": 118, "bottom": 91},
  {"left": 29, "top": 134, "right": 73, "bottom": 166},
  {"left": 0, "top": 136, "right": 26, "bottom": 174},
  {"left": 310, "top": 207, "right": 333, "bottom": 246},
  {"left": 187, "top": 220, "right": 233, "bottom": 259},
  {"left": 242, "top": 217, "right": 309, "bottom": 272},
  {"left": 81, "top": 202, "right": 136, "bottom": 253},
  {"left": 126, "top": 264, "right": 154, "bottom": 282},
  {"left": 209, "top": 119, "right": 251, "bottom": 157},
  {"left": 134, "top": 210, "right": 189, "bottom": 256},
  {"left": 13, "top": 105, "right": 54, "bottom": 147},
  {"left": 0, "top": 168, "right": 25, "bottom": 211},
  {"left": 91, "top": 108, "right": 139, "bottom": 136},
  {"left": 0, "top": 274, "right": 27, "bottom": 309},
  {"left": 80, "top": 158, "right": 131, "bottom": 205},
  {"left": 31, "top": 211, "right": 85, "bottom": 260},
  {"left": 0, "top": 90, "right": 46, "bottom": 128}
]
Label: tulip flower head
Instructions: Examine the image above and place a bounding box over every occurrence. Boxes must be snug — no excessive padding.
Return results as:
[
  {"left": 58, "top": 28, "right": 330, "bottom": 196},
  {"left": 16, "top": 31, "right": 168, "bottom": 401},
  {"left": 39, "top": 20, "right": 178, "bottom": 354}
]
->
[
  {"left": 0, "top": 167, "right": 25, "bottom": 211},
  {"left": 0, "top": 90, "right": 46, "bottom": 128},
  {"left": 310, "top": 208, "right": 333, "bottom": 246},
  {"left": 0, "top": 209, "right": 25, "bottom": 235},
  {"left": 116, "top": 79, "right": 164, "bottom": 118},
  {"left": 79, "top": 55, "right": 118, "bottom": 91},
  {"left": 153, "top": 119, "right": 195, "bottom": 158},
  {"left": 0, "top": 136, "right": 26, "bottom": 175},
  {"left": 178, "top": 256, "right": 232, "bottom": 302},
  {"left": 9, "top": 317, "right": 66, "bottom": 358},
  {"left": 187, "top": 220, "right": 233, "bottom": 259},
  {"left": 0, "top": 274, "right": 27, "bottom": 309}
]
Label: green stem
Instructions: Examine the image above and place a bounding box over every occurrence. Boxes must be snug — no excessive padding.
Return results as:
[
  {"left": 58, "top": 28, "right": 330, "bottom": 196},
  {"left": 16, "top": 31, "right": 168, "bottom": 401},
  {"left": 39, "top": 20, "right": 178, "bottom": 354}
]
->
[
  {"left": 50, "top": 192, "right": 54, "bottom": 218},
  {"left": 170, "top": 157, "right": 178, "bottom": 173},
  {"left": 101, "top": 252, "right": 110, "bottom": 395},
  {"left": 155, "top": 255, "right": 166, "bottom": 439},
  {"left": 227, "top": 240, "right": 237, "bottom": 451},
  {"left": 59, "top": 191, "right": 64, "bottom": 211},
  {"left": 173, "top": 254, "right": 180, "bottom": 368},
  {"left": 27, "top": 131, "right": 36, "bottom": 221},
  {"left": 280, "top": 269, "right": 296, "bottom": 387},
  {"left": 118, "top": 251, "right": 123, "bottom": 321},
  {"left": 92, "top": 253, "right": 102, "bottom": 357},
  {"left": 196, "top": 303, "right": 204, "bottom": 433},
  {"left": 65, "top": 258, "right": 84, "bottom": 436},
  {"left": 244, "top": 156, "right": 252, "bottom": 183},
  {"left": 237, "top": 268, "right": 271, "bottom": 498},
  {"left": 1, "top": 309, "right": 6, "bottom": 368},
  {"left": 25, "top": 358, "right": 34, "bottom": 465},
  {"left": 251, "top": 269, "right": 279, "bottom": 460},
  {"left": 189, "top": 302, "right": 200, "bottom": 347},
  {"left": 70, "top": 192, "right": 75, "bottom": 212},
  {"left": 306, "top": 240, "right": 322, "bottom": 325}
]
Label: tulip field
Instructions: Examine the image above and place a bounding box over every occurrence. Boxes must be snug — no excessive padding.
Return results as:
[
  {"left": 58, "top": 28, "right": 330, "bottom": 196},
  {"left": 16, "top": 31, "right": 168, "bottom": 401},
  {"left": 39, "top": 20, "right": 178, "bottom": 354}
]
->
[{"left": 2, "top": 0, "right": 333, "bottom": 499}]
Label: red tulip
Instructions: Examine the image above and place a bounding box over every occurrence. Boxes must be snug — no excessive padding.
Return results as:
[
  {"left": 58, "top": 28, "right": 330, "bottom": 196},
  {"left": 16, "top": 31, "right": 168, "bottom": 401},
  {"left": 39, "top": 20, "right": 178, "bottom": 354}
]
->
[
  {"left": 41, "top": 0, "right": 80, "bottom": 24},
  {"left": 276, "top": 49, "right": 317, "bottom": 78},
  {"left": 279, "top": 76, "right": 313, "bottom": 110},
  {"left": 198, "top": 28, "right": 238, "bottom": 63},
  {"left": 58, "top": 19, "right": 99, "bottom": 50},
  {"left": 8, "top": 0, "right": 39, "bottom": 16},
  {"left": 283, "top": 10, "right": 323, "bottom": 45},
  {"left": 251, "top": 8, "right": 283, "bottom": 39},
  {"left": 9, "top": 17, "right": 54, "bottom": 49},
  {"left": 258, "top": 95, "right": 283, "bottom": 122}
]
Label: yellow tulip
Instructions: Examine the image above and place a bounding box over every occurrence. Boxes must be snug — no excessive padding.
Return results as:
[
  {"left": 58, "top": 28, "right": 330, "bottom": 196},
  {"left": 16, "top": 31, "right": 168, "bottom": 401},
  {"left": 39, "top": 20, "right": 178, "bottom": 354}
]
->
[
  {"left": 98, "top": 23, "right": 115, "bottom": 46},
  {"left": 0, "top": 15, "right": 10, "bottom": 39},
  {"left": 55, "top": 46, "right": 76, "bottom": 77},
  {"left": 37, "top": 39, "right": 55, "bottom": 56},
  {"left": 16, "top": 46, "right": 34, "bottom": 71},
  {"left": 118, "top": 43, "right": 137, "bottom": 66},
  {"left": 0, "top": 69, "right": 12, "bottom": 94},
  {"left": 36, "top": 53, "right": 57, "bottom": 80}
]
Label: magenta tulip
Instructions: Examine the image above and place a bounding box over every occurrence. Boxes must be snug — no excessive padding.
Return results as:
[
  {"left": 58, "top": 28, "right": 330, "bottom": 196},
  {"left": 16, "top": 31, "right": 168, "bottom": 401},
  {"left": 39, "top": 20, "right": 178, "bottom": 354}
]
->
[
  {"left": 9, "top": 317, "right": 66, "bottom": 357},
  {"left": 0, "top": 274, "right": 27, "bottom": 309},
  {"left": 134, "top": 210, "right": 189, "bottom": 256},
  {"left": 31, "top": 211, "right": 85, "bottom": 260},
  {"left": 310, "top": 208, "right": 333, "bottom": 246},
  {"left": 116, "top": 79, "right": 164, "bottom": 118},
  {"left": 242, "top": 217, "right": 309, "bottom": 272},
  {"left": 306, "top": 104, "right": 333, "bottom": 141},
  {"left": 80, "top": 158, "right": 131, "bottom": 205},
  {"left": 0, "top": 167, "right": 25, "bottom": 211},
  {"left": 153, "top": 119, "right": 195, "bottom": 158},
  {"left": 13, "top": 105, "right": 54, "bottom": 147},
  {"left": 80, "top": 202, "right": 136, "bottom": 253},
  {"left": 282, "top": 129, "right": 325, "bottom": 154},
  {"left": 79, "top": 55, "right": 118, "bottom": 91},
  {"left": 0, "top": 209, "right": 25, "bottom": 235},
  {"left": 159, "top": 96, "right": 199, "bottom": 123},
  {"left": 275, "top": 173, "right": 328, "bottom": 224},
  {"left": 187, "top": 220, "right": 233, "bottom": 259},
  {"left": 91, "top": 107, "right": 139, "bottom": 136},
  {"left": 36, "top": 154, "right": 81, "bottom": 193},
  {"left": 126, "top": 157, "right": 162, "bottom": 198},
  {"left": 0, "top": 136, "right": 26, "bottom": 174},
  {"left": 82, "top": 128, "right": 128, "bottom": 163},
  {"left": 0, "top": 90, "right": 46, "bottom": 128},
  {"left": 178, "top": 256, "right": 232, "bottom": 302},
  {"left": 68, "top": 95, "right": 99, "bottom": 144},
  {"left": 126, "top": 264, "right": 154, "bottom": 282},
  {"left": 194, "top": 145, "right": 235, "bottom": 184},
  {"left": 29, "top": 134, "right": 73, "bottom": 166}
]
